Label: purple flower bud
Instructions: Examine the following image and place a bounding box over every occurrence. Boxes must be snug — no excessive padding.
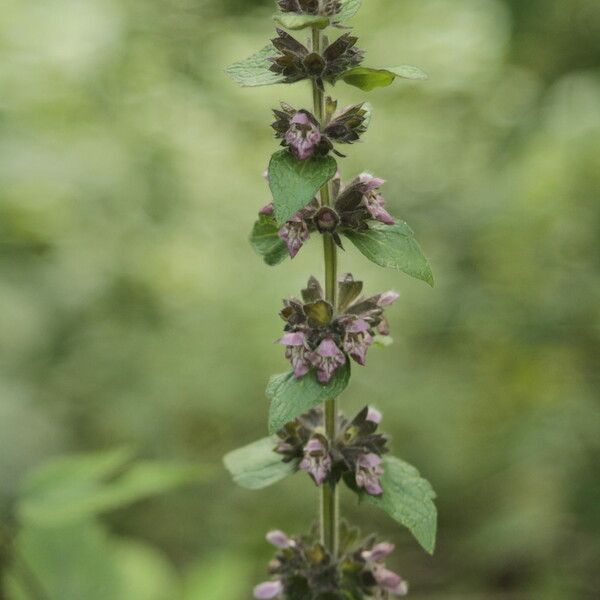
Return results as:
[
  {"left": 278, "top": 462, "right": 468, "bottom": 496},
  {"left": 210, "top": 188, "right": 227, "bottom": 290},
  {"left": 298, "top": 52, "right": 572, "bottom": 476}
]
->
[
  {"left": 310, "top": 337, "right": 346, "bottom": 383},
  {"left": 278, "top": 217, "right": 310, "bottom": 258},
  {"left": 299, "top": 436, "right": 332, "bottom": 485},
  {"left": 266, "top": 530, "right": 294, "bottom": 549},
  {"left": 343, "top": 318, "right": 373, "bottom": 366},
  {"left": 359, "top": 173, "right": 386, "bottom": 190},
  {"left": 355, "top": 453, "right": 384, "bottom": 496},
  {"left": 314, "top": 206, "right": 340, "bottom": 233},
  {"left": 285, "top": 111, "right": 322, "bottom": 160},
  {"left": 366, "top": 407, "right": 382, "bottom": 425},
  {"left": 357, "top": 173, "right": 395, "bottom": 225},
  {"left": 260, "top": 202, "right": 274, "bottom": 216},
  {"left": 373, "top": 567, "right": 409, "bottom": 596},
  {"left": 377, "top": 317, "right": 390, "bottom": 336},
  {"left": 361, "top": 542, "right": 394, "bottom": 562},
  {"left": 376, "top": 291, "right": 400, "bottom": 307},
  {"left": 278, "top": 331, "right": 311, "bottom": 378},
  {"left": 253, "top": 580, "right": 283, "bottom": 599}
]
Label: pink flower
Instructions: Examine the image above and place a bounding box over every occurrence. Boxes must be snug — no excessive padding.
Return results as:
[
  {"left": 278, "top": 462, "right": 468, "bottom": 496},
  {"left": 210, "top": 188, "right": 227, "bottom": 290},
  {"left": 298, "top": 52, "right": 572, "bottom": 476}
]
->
[
  {"left": 260, "top": 202, "right": 274, "bottom": 215},
  {"left": 278, "top": 217, "right": 310, "bottom": 258},
  {"left": 366, "top": 407, "right": 382, "bottom": 424},
  {"left": 358, "top": 173, "right": 395, "bottom": 225},
  {"left": 310, "top": 337, "right": 346, "bottom": 383},
  {"left": 285, "top": 111, "right": 322, "bottom": 160},
  {"left": 343, "top": 318, "right": 373, "bottom": 366},
  {"left": 355, "top": 453, "right": 384, "bottom": 496},
  {"left": 376, "top": 291, "right": 400, "bottom": 306},
  {"left": 362, "top": 541, "right": 408, "bottom": 596},
  {"left": 373, "top": 566, "right": 408, "bottom": 596},
  {"left": 266, "top": 530, "right": 295, "bottom": 549},
  {"left": 299, "top": 436, "right": 332, "bottom": 485},
  {"left": 278, "top": 332, "right": 311, "bottom": 378},
  {"left": 253, "top": 580, "right": 283, "bottom": 599}
]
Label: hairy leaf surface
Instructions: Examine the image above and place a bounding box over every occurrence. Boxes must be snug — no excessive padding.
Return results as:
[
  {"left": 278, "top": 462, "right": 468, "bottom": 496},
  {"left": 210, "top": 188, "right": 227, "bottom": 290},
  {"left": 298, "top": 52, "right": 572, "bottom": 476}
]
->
[
  {"left": 343, "top": 221, "right": 433, "bottom": 286},
  {"left": 223, "top": 437, "right": 296, "bottom": 490},
  {"left": 361, "top": 456, "right": 437, "bottom": 554},
  {"left": 267, "top": 363, "right": 351, "bottom": 434},
  {"left": 269, "top": 150, "right": 337, "bottom": 224}
]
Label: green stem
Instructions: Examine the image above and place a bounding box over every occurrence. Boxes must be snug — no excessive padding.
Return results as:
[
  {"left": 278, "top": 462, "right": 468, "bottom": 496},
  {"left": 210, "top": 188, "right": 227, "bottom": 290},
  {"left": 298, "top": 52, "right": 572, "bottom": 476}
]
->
[{"left": 312, "top": 24, "right": 339, "bottom": 557}]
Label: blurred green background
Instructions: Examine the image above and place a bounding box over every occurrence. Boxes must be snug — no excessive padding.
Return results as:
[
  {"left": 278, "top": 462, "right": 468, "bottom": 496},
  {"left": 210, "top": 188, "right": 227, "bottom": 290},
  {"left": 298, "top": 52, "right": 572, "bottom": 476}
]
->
[{"left": 1, "top": 0, "right": 599, "bottom": 598}]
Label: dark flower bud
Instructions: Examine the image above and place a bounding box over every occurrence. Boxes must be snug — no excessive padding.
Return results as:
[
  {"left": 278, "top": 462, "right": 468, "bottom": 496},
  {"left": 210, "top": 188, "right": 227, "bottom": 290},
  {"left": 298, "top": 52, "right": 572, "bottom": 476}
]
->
[
  {"left": 278, "top": 275, "right": 398, "bottom": 380},
  {"left": 269, "top": 30, "right": 363, "bottom": 87},
  {"left": 314, "top": 206, "right": 340, "bottom": 233},
  {"left": 303, "top": 52, "right": 326, "bottom": 77},
  {"left": 334, "top": 173, "right": 396, "bottom": 231},
  {"left": 324, "top": 103, "right": 370, "bottom": 144}
]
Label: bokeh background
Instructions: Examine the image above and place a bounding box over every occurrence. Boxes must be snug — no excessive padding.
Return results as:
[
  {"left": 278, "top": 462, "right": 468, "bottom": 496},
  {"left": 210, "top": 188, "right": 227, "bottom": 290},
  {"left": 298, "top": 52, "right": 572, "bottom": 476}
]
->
[{"left": 1, "top": 0, "right": 599, "bottom": 598}]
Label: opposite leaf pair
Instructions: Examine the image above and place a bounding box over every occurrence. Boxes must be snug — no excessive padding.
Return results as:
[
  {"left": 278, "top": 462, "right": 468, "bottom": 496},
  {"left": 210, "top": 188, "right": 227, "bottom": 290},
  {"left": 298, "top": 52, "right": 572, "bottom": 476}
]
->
[{"left": 223, "top": 406, "right": 438, "bottom": 555}]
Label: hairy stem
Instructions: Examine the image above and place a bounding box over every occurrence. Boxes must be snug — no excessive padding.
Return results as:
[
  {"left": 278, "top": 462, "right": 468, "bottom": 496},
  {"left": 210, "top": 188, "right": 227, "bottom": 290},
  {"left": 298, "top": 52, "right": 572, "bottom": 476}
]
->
[{"left": 312, "top": 24, "right": 339, "bottom": 557}]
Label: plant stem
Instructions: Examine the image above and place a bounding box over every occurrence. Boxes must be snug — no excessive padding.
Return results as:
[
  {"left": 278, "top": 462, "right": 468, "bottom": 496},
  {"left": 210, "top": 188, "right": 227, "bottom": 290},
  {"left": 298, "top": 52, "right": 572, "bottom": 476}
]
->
[{"left": 312, "top": 24, "right": 339, "bottom": 557}]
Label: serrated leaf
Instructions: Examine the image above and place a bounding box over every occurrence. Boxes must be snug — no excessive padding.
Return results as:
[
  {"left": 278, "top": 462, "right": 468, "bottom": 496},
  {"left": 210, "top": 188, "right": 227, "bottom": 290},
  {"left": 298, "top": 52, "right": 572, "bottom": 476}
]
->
[
  {"left": 267, "top": 363, "right": 351, "bottom": 434},
  {"left": 341, "top": 65, "right": 428, "bottom": 91},
  {"left": 269, "top": 150, "right": 337, "bottom": 224},
  {"left": 223, "top": 437, "right": 296, "bottom": 490},
  {"left": 225, "top": 45, "right": 285, "bottom": 87},
  {"left": 274, "top": 14, "right": 330, "bottom": 30},
  {"left": 343, "top": 221, "right": 434, "bottom": 286},
  {"left": 249, "top": 215, "right": 289, "bottom": 266},
  {"left": 336, "top": 0, "right": 362, "bottom": 22},
  {"left": 360, "top": 456, "right": 437, "bottom": 554}
]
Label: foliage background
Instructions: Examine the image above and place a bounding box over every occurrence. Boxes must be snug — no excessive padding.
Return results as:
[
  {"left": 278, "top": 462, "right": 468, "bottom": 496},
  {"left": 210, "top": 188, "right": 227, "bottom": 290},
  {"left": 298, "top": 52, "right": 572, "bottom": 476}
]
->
[{"left": 1, "top": 0, "right": 599, "bottom": 597}]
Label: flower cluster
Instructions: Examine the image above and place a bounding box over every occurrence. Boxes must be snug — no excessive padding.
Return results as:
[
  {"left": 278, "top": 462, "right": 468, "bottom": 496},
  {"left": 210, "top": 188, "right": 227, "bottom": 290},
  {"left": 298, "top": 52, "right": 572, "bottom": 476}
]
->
[
  {"left": 278, "top": 274, "right": 398, "bottom": 382},
  {"left": 272, "top": 101, "right": 369, "bottom": 160},
  {"left": 278, "top": 0, "right": 342, "bottom": 16},
  {"left": 258, "top": 171, "right": 394, "bottom": 259},
  {"left": 270, "top": 29, "right": 364, "bottom": 88},
  {"left": 275, "top": 405, "right": 389, "bottom": 496},
  {"left": 254, "top": 526, "right": 408, "bottom": 599}
]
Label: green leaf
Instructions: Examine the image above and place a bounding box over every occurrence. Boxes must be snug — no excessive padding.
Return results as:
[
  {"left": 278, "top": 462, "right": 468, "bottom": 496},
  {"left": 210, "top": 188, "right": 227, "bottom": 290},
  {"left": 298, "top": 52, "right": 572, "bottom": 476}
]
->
[
  {"left": 225, "top": 45, "right": 285, "bottom": 87},
  {"left": 336, "top": 0, "right": 362, "bottom": 22},
  {"left": 18, "top": 450, "right": 206, "bottom": 525},
  {"left": 223, "top": 437, "right": 296, "bottom": 490},
  {"left": 341, "top": 65, "right": 428, "bottom": 91},
  {"left": 361, "top": 456, "right": 437, "bottom": 554},
  {"left": 269, "top": 150, "right": 337, "bottom": 225},
  {"left": 7, "top": 522, "right": 180, "bottom": 600},
  {"left": 7, "top": 522, "right": 122, "bottom": 600},
  {"left": 274, "top": 14, "right": 329, "bottom": 30},
  {"left": 267, "top": 363, "right": 351, "bottom": 434},
  {"left": 343, "top": 221, "right": 434, "bottom": 286},
  {"left": 249, "top": 215, "right": 289, "bottom": 266},
  {"left": 183, "top": 553, "right": 253, "bottom": 600}
]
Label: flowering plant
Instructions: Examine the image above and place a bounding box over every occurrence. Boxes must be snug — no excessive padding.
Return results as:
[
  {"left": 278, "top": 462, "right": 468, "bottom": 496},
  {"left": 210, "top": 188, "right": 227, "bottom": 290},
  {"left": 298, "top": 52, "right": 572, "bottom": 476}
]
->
[{"left": 224, "top": 1, "right": 438, "bottom": 597}]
